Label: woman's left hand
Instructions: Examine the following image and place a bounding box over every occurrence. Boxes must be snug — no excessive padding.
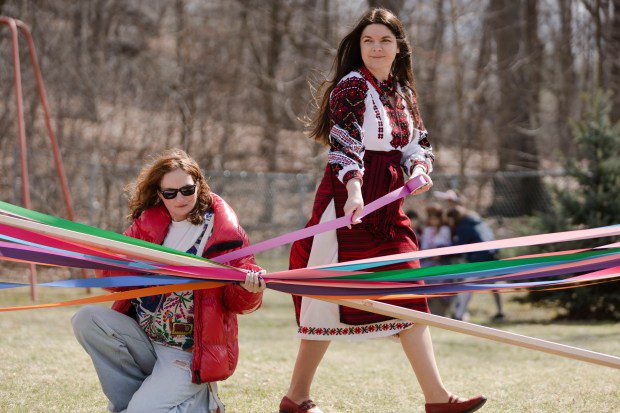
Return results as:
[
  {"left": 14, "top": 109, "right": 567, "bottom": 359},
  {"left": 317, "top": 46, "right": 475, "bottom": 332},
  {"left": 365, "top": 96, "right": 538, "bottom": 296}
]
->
[
  {"left": 240, "top": 269, "right": 267, "bottom": 293},
  {"left": 409, "top": 166, "right": 433, "bottom": 195}
]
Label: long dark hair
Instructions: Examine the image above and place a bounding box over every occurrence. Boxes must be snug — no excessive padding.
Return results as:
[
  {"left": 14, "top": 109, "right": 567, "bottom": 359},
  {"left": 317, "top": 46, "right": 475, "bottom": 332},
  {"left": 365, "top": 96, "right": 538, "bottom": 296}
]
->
[
  {"left": 309, "top": 8, "right": 421, "bottom": 145},
  {"left": 127, "top": 148, "right": 212, "bottom": 225}
]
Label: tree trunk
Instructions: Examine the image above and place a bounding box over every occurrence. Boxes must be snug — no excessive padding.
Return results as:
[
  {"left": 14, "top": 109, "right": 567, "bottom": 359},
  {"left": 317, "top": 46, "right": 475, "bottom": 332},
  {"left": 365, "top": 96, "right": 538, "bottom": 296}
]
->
[
  {"left": 175, "top": 0, "right": 196, "bottom": 153},
  {"left": 557, "top": 0, "right": 577, "bottom": 154},
  {"left": 469, "top": 1, "right": 493, "bottom": 209},
  {"left": 489, "top": 0, "right": 545, "bottom": 216},
  {"left": 522, "top": 0, "right": 549, "bottom": 213},
  {"left": 421, "top": 0, "right": 445, "bottom": 146},
  {"left": 492, "top": 0, "right": 529, "bottom": 170},
  {"left": 611, "top": 0, "right": 620, "bottom": 121},
  {"left": 257, "top": 0, "right": 284, "bottom": 173},
  {"left": 217, "top": 5, "right": 249, "bottom": 170},
  {"left": 582, "top": 0, "right": 607, "bottom": 88},
  {"left": 525, "top": 0, "right": 543, "bottom": 133},
  {"left": 258, "top": 0, "right": 285, "bottom": 223},
  {"left": 310, "top": 0, "right": 333, "bottom": 175},
  {"left": 449, "top": 0, "right": 467, "bottom": 183}
]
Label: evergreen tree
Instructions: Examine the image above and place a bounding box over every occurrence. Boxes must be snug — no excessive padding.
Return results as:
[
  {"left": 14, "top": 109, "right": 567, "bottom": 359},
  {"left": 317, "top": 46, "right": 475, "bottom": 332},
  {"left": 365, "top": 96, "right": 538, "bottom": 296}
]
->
[{"left": 523, "top": 91, "right": 620, "bottom": 320}]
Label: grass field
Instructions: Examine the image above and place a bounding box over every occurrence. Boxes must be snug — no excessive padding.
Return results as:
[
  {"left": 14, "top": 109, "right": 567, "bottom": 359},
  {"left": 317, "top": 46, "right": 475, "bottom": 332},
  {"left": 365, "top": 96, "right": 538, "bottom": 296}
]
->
[{"left": 0, "top": 269, "right": 618, "bottom": 412}]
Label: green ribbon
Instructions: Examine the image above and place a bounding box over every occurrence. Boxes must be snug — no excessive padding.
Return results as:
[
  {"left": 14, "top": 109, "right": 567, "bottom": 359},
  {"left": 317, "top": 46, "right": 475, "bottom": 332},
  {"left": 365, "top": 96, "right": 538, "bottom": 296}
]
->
[
  {"left": 0, "top": 200, "right": 223, "bottom": 266},
  {"left": 328, "top": 248, "right": 619, "bottom": 281}
]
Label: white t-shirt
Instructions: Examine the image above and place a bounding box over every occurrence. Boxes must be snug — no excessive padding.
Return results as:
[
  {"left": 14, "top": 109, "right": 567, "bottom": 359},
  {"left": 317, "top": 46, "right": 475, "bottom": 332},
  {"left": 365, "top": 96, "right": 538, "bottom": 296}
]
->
[{"left": 162, "top": 218, "right": 211, "bottom": 255}]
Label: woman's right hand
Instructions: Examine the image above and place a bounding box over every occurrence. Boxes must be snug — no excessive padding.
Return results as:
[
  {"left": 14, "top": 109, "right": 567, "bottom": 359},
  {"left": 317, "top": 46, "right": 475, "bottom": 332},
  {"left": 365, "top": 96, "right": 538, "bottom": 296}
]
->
[
  {"left": 240, "top": 270, "right": 267, "bottom": 293},
  {"left": 409, "top": 165, "right": 433, "bottom": 195},
  {"left": 344, "top": 178, "right": 364, "bottom": 229}
]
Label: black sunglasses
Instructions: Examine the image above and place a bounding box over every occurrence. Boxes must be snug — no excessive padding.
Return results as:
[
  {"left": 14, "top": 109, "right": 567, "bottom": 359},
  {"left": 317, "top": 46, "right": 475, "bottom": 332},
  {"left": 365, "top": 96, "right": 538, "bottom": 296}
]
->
[{"left": 159, "top": 184, "right": 197, "bottom": 200}]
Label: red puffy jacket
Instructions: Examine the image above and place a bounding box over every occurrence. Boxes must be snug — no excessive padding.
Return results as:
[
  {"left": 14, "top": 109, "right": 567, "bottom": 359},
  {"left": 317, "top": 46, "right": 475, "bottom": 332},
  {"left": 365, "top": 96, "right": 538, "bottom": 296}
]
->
[{"left": 99, "top": 193, "right": 263, "bottom": 384}]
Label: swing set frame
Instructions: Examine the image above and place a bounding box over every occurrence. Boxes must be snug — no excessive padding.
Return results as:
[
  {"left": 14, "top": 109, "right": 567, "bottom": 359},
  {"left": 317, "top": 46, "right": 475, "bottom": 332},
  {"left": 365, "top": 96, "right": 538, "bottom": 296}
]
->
[{"left": 1, "top": 16, "right": 84, "bottom": 301}]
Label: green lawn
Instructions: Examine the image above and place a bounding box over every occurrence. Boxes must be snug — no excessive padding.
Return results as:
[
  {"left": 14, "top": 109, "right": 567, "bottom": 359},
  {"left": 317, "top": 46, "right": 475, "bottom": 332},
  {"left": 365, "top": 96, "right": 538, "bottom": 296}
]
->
[{"left": 0, "top": 277, "right": 618, "bottom": 412}]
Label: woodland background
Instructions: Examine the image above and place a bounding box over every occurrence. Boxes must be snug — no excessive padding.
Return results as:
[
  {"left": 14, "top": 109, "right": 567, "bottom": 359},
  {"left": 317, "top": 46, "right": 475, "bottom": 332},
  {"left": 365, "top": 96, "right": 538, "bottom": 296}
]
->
[{"left": 0, "top": 0, "right": 618, "bottom": 317}]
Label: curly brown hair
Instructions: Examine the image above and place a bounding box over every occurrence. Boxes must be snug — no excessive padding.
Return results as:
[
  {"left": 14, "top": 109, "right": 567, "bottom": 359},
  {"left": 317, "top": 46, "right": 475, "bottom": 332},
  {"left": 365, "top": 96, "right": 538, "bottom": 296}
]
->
[{"left": 127, "top": 149, "right": 212, "bottom": 225}]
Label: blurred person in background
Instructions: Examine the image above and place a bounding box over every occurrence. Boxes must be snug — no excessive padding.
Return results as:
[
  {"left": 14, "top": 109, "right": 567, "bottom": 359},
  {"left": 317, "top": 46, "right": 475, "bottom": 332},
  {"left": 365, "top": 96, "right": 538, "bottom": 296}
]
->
[
  {"left": 420, "top": 204, "right": 452, "bottom": 262},
  {"left": 446, "top": 206, "right": 504, "bottom": 322},
  {"left": 419, "top": 204, "right": 454, "bottom": 317}
]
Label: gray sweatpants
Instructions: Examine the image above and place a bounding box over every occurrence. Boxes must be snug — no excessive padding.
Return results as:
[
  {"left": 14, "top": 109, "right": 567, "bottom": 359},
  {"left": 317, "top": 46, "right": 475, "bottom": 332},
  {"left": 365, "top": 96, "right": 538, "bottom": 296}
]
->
[{"left": 72, "top": 305, "right": 224, "bottom": 413}]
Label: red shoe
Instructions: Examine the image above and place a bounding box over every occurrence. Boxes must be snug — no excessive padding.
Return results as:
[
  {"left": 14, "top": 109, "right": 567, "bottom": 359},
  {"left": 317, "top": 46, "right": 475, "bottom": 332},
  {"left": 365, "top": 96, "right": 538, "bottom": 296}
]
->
[
  {"left": 425, "top": 395, "right": 487, "bottom": 413},
  {"left": 279, "top": 396, "right": 320, "bottom": 413}
]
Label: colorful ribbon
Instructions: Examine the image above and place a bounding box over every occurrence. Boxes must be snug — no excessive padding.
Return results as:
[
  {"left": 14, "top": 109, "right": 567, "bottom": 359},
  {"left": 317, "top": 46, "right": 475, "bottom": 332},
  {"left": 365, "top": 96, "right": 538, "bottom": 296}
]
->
[{"left": 0, "top": 176, "right": 618, "bottom": 312}]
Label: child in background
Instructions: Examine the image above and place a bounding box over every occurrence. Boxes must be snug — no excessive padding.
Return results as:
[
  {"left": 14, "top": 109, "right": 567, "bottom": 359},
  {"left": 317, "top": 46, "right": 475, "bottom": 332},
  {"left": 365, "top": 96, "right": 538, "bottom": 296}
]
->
[
  {"left": 420, "top": 204, "right": 453, "bottom": 317},
  {"left": 420, "top": 204, "right": 452, "bottom": 266}
]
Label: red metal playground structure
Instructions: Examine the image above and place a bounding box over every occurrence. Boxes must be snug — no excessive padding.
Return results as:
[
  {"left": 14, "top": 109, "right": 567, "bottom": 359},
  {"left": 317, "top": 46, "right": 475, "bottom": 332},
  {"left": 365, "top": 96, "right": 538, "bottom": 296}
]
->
[{"left": 1, "top": 16, "right": 85, "bottom": 301}]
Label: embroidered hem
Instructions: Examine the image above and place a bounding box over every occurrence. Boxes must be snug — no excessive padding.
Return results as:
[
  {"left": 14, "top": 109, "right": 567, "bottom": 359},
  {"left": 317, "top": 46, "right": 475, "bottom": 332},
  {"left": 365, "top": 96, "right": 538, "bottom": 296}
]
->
[{"left": 298, "top": 320, "right": 413, "bottom": 338}]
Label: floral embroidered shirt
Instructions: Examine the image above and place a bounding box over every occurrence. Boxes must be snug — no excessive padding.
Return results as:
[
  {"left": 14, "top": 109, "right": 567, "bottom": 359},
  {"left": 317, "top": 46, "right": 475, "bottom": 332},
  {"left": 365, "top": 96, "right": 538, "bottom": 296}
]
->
[
  {"left": 327, "top": 67, "right": 434, "bottom": 184},
  {"left": 132, "top": 212, "right": 214, "bottom": 351}
]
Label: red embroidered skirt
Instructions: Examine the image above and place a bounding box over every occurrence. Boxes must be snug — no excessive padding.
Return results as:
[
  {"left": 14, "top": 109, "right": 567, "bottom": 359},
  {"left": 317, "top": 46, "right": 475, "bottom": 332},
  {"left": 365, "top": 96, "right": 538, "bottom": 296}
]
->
[{"left": 291, "top": 150, "right": 429, "bottom": 326}]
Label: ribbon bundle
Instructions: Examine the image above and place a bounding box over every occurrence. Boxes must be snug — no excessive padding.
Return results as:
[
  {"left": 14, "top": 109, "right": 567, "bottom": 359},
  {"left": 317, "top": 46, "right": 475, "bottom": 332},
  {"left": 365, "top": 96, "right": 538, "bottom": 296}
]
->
[
  {"left": 1, "top": 180, "right": 619, "bottom": 369},
  {"left": 0, "top": 175, "right": 618, "bottom": 311}
]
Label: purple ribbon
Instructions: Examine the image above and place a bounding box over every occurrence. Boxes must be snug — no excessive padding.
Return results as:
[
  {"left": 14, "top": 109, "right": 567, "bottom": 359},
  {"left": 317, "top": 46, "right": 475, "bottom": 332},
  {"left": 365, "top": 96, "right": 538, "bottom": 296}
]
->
[{"left": 214, "top": 174, "right": 428, "bottom": 263}]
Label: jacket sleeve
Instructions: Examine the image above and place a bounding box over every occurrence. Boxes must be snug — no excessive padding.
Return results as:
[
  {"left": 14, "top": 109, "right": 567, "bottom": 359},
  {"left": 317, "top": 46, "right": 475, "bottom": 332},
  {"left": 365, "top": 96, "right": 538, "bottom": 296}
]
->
[{"left": 223, "top": 284, "right": 263, "bottom": 315}]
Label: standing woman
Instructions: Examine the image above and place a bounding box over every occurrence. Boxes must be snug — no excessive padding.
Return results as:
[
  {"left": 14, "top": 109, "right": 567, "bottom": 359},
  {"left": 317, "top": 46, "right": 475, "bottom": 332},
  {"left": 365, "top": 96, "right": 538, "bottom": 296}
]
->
[
  {"left": 281, "top": 9, "right": 485, "bottom": 413},
  {"left": 72, "top": 149, "right": 265, "bottom": 413}
]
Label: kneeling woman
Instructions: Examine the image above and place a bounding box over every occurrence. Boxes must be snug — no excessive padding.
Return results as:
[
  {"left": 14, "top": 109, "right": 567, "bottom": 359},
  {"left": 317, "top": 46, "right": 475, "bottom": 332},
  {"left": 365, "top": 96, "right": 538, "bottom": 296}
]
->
[{"left": 72, "top": 149, "right": 265, "bottom": 413}]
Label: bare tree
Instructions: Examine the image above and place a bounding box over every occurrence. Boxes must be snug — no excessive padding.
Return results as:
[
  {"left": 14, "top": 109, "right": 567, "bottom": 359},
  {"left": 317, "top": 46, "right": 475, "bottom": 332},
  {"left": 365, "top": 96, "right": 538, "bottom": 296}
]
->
[
  {"left": 489, "top": 0, "right": 544, "bottom": 215},
  {"left": 420, "top": 0, "right": 446, "bottom": 143},
  {"left": 0, "top": 0, "right": 615, "bottom": 225},
  {"left": 611, "top": 0, "right": 620, "bottom": 121},
  {"left": 174, "top": 0, "right": 196, "bottom": 153},
  {"left": 491, "top": 0, "right": 529, "bottom": 169},
  {"left": 468, "top": 1, "right": 495, "bottom": 209},
  {"left": 581, "top": 0, "right": 610, "bottom": 88},
  {"left": 449, "top": 0, "right": 467, "bottom": 181},
  {"left": 556, "top": 0, "right": 578, "bottom": 154},
  {"left": 239, "top": 0, "right": 287, "bottom": 172},
  {"left": 524, "top": 0, "right": 543, "bottom": 131}
]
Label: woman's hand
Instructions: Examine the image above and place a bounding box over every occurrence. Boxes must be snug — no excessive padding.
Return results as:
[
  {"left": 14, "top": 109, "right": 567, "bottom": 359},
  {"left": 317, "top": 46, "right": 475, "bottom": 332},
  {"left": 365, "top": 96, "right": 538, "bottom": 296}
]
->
[
  {"left": 409, "top": 166, "right": 433, "bottom": 195},
  {"left": 240, "top": 269, "right": 267, "bottom": 293},
  {"left": 344, "top": 178, "right": 364, "bottom": 229}
]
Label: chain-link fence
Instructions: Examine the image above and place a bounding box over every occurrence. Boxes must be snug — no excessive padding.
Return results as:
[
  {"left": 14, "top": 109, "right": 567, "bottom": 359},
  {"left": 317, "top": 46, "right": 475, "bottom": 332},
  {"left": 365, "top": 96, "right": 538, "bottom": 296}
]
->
[{"left": 414, "top": 170, "right": 567, "bottom": 217}]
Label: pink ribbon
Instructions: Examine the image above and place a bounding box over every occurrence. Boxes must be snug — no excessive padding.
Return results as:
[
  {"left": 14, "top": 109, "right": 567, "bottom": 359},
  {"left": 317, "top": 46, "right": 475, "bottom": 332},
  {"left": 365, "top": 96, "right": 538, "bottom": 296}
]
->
[{"left": 214, "top": 174, "right": 429, "bottom": 263}]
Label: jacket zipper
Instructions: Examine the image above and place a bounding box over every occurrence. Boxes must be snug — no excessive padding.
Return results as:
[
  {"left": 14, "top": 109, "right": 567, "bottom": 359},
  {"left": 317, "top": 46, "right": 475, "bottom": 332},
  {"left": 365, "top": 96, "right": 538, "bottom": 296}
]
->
[{"left": 192, "top": 290, "right": 202, "bottom": 384}]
